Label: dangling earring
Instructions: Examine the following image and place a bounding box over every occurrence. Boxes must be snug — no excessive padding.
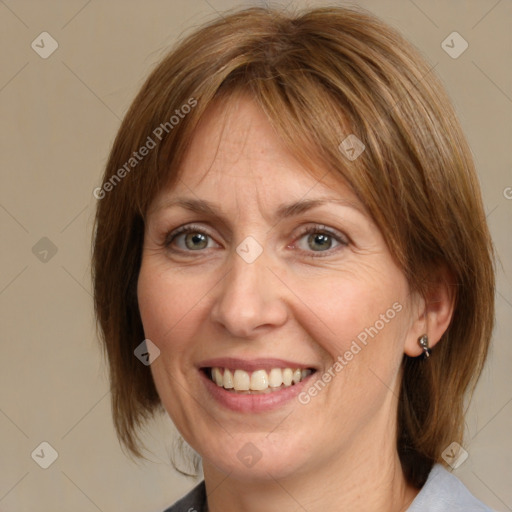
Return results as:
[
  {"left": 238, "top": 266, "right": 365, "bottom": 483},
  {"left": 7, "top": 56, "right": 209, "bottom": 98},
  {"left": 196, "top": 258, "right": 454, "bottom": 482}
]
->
[{"left": 418, "top": 334, "right": 431, "bottom": 359}]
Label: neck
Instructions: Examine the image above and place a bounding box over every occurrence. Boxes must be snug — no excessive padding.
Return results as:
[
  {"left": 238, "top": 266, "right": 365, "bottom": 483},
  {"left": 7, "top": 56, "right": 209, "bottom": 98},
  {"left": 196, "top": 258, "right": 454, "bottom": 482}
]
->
[{"left": 203, "top": 434, "right": 419, "bottom": 512}]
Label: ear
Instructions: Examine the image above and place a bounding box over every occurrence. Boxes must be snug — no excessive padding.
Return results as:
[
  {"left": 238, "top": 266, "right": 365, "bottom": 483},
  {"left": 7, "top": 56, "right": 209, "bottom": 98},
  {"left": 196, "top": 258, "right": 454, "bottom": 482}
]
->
[{"left": 404, "top": 266, "right": 456, "bottom": 357}]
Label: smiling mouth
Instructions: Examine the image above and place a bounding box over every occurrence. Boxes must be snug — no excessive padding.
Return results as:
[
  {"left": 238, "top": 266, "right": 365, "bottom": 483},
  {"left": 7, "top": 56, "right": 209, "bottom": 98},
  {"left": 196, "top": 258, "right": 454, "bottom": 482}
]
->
[{"left": 203, "top": 367, "right": 316, "bottom": 394}]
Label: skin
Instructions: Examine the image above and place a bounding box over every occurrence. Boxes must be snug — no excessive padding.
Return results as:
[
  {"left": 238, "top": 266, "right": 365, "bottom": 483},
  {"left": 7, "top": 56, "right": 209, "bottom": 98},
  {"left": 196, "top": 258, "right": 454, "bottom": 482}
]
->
[{"left": 137, "top": 95, "right": 454, "bottom": 512}]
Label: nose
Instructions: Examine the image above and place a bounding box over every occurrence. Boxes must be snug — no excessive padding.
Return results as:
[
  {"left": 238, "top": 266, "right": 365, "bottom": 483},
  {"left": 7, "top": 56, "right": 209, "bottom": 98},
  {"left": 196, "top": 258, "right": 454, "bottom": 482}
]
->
[{"left": 209, "top": 249, "right": 288, "bottom": 338}]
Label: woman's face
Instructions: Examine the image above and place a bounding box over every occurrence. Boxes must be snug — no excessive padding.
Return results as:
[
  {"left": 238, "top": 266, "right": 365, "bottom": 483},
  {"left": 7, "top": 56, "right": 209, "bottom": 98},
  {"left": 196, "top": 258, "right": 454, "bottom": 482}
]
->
[{"left": 137, "top": 96, "right": 421, "bottom": 481}]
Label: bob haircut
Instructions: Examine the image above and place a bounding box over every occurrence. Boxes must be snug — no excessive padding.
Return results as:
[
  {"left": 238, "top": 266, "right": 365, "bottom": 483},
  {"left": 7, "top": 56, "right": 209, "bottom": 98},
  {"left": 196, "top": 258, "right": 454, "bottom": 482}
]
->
[{"left": 92, "top": 6, "right": 495, "bottom": 488}]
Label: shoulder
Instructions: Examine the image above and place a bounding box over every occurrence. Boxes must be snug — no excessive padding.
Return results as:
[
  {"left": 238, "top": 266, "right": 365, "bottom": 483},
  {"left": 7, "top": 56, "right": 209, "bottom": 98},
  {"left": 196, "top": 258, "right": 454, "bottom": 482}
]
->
[
  {"left": 407, "top": 463, "right": 495, "bottom": 512},
  {"left": 161, "top": 481, "right": 206, "bottom": 512}
]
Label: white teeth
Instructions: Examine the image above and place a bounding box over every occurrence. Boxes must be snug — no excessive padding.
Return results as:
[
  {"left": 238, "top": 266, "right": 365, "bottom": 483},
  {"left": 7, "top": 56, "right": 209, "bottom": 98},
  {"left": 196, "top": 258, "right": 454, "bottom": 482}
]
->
[
  {"left": 223, "top": 369, "right": 234, "bottom": 389},
  {"left": 282, "top": 368, "right": 293, "bottom": 386},
  {"left": 233, "top": 369, "right": 250, "bottom": 391},
  {"left": 268, "top": 368, "right": 283, "bottom": 388},
  {"left": 212, "top": 367, "right": 223, "bottom": 387},
  {"left": 209, "top": 367, "right": 313, "bottom": 392},
  {"left": 250, "top": 369, "right": 269, "bottom": 391}
]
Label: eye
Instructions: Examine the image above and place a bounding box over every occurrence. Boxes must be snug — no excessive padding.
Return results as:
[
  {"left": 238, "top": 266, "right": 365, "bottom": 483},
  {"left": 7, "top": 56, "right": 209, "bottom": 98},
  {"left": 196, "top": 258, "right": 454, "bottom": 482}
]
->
[
  {"left": 164, "top": 224, "right": 219, "bottom": 251},
  {"left": 163, "top": 223, "right": 347, "bottom": 256},
  {"left": 293, "top": 225, "right": 348, "bottom": 255}
]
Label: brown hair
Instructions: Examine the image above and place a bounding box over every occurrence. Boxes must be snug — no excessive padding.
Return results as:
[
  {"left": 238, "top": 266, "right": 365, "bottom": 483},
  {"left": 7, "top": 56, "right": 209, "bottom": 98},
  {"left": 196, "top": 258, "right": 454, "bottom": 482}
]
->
[{"left": 92, "top": 6, "right": 495, "bottom": 487}]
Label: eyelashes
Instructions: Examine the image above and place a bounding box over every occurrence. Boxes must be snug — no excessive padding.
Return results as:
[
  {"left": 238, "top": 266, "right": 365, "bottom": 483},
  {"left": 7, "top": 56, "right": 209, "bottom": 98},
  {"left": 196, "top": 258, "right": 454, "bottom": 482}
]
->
[
  {"left": 164, "top": 224, "right": 218, "bottom": 251},
  {"left": 292, "top": 225, "right": 348, "bottom": 254},
  {"left": 162, "top": 223, "right": 349, "bottom": 258}
]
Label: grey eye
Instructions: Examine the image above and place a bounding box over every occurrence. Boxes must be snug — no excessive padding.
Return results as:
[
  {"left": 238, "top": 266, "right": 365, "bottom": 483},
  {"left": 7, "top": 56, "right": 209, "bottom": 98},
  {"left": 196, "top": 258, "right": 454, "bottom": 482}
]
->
[
  {"left": 182, "top": 232, "right": 209, "bottom": 250},
  {"left": 306, "top": 233, "right": 333, "bottom": 251}
]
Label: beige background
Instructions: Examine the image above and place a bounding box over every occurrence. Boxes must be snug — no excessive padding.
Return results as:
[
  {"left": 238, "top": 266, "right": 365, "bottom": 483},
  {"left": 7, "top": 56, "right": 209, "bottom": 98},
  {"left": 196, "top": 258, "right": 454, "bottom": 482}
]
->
[{"left": 0, "top": 0, "right": 511, "bottom": 510}]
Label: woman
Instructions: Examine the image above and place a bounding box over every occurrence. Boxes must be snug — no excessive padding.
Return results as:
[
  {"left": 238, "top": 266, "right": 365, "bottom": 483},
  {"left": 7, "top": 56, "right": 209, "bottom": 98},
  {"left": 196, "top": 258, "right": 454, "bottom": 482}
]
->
[{"left": 92, "top": 6, "right": 495, "bottom": 511}]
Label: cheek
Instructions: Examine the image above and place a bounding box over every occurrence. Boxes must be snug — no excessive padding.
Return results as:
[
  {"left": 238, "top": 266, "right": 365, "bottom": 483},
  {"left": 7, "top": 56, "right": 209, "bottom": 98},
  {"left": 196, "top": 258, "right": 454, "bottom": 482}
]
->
[
  {"left": 292, "top": 266, "right": 408, "bottom": 358},
  {"left": 297, "top": 276, "right": 409, "bottom": 411},
  {"left": 137, "top": 260, "right": 208, "bottom": 354},
  {"left": 137, "top": 260, "right": 209, "bottom": 429}
]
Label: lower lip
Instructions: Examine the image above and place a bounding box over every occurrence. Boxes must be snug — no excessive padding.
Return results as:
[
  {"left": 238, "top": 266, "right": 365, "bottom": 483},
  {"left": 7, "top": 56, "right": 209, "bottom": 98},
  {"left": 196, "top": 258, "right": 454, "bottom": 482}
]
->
[{"left": 200, "top": 370, "right": 314, "bottom": 413}]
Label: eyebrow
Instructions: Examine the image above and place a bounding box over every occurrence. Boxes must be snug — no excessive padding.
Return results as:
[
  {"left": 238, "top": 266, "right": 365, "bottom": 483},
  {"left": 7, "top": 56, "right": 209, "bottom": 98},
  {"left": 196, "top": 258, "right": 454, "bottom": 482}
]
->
[{"left": 152, "top": 196, "right": 365, "bottom": 221}]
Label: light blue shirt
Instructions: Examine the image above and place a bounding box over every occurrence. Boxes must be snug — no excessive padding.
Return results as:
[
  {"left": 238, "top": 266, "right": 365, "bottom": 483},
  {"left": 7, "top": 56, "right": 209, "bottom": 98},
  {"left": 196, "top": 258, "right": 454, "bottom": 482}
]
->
[
  {"left": 163, "top": 463, "right": 494, "bottom": 511},
  {"left": 406, "top": 463, "right": 494, "bottom": 511}
]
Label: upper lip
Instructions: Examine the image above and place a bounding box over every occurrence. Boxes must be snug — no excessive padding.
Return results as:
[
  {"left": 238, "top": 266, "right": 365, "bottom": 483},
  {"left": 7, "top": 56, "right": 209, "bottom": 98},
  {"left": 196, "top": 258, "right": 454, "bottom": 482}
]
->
[{"left": 198, "top": 357, "right": 317, "bottom": 373}]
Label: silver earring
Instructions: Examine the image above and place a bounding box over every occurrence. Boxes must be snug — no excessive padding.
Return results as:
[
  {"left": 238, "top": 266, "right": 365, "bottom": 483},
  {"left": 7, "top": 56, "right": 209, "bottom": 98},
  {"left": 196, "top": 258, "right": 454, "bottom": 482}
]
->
[{"left": 418, "top": 334, "right": 431, "bottom": 359}]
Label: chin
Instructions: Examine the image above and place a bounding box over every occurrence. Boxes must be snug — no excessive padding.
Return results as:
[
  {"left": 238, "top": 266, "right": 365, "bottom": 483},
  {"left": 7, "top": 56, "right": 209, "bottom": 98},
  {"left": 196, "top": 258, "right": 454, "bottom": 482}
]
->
[{"left": 200, "top": 433, "right": 311, "bottom": 482}]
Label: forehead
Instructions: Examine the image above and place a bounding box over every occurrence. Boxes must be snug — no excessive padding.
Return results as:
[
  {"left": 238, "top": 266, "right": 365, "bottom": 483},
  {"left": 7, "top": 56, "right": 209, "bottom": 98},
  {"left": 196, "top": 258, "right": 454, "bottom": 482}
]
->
[{"left": 153, "top": 95, "right": 360, "bottom": 211}]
